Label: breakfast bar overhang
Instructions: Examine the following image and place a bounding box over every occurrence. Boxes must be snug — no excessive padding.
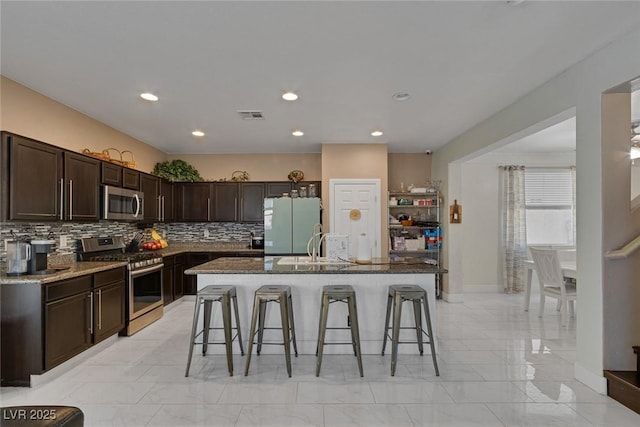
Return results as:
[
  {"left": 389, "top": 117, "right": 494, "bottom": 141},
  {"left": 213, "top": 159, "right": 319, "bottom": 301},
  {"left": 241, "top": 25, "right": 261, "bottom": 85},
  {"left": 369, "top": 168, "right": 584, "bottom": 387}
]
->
[{"left": 185, "top": 257, "right": 446, "bottom": 355}]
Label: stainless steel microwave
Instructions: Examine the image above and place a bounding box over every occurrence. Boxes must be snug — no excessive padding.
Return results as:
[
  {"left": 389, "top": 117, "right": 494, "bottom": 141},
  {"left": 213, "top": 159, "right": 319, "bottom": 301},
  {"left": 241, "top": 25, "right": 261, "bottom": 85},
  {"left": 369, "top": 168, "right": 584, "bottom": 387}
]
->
[{"left": 102, "top": 185, "right": 144, "bottom": 221}]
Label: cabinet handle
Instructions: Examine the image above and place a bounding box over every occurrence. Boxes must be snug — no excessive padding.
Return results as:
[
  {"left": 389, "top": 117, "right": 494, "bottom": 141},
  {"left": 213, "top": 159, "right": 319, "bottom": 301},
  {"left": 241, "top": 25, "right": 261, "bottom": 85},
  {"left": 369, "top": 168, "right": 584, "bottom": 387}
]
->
[
  {"left": 68, "top": 180, "right": 73, "bottom": 220},
  {"left": 59, "top": 179, "right": 64, "bottom": 220},
  {"left": 158, "top": 195, "right": 162, "bottom": 221},
  {"left": 235, "top": 197, "right": 237, "bottom": 219},
  {"left": 162, "top": 196, "right": 166, "bottom": 221},
  {"left": 98, "top": 289, "right": 102, "bottom": 331},
  {"left": 207, "top": 197, "right": 211, "bottom": 221},
  {"left": 88, "top": 292, "right": 94, "bottom": 335}
]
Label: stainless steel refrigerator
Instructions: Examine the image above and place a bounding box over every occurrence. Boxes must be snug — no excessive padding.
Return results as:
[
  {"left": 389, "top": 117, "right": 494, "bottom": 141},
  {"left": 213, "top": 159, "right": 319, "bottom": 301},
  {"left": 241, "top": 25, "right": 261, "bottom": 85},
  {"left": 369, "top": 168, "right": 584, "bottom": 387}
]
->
[{"left": 264, "top": 197, "right": 321, "bottom": 255}]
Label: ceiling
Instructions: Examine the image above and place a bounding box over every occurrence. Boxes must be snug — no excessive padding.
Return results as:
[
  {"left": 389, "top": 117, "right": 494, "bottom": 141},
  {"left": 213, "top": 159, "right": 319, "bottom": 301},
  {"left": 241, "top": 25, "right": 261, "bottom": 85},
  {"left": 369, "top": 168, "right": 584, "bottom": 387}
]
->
[{"left": 2, "top": 1, "right": 640, "bottom": 155}]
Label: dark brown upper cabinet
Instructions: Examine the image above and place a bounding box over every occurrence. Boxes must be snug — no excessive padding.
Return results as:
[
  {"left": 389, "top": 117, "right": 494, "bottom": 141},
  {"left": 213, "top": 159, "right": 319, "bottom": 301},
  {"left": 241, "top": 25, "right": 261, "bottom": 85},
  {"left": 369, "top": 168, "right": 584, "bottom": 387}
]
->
[
  {"left": 140, "top": 173, "right": 159, "bottom": 222},
  {"left": 265, "top": 182, "right": 292, "bottom": 198},
  {"left": 2, "top": 133, "right": 100, "bottom": 221},
  {"left": 159, "top": 179, "right": 174, "bottom": 222},
  {"left": 240, "top": 182, "right": 265, "bottom": 222},
  {"left": 101, "top": 162, "right": 122, "bottom": 187},
  {"left": 212, "top": 183, "right": 239, "bottom": 222},
  {"left": 175, "top": 182, "right": 213, "bottom": 222},
  {"left": 122, "top": 168, "right": 140, "bottom": 190},
  {"left": 64, "top": 152, "right": 100, "bottom": 221},
  {"left": 5, "top": 133, "right": 63, "bottom": 221}
]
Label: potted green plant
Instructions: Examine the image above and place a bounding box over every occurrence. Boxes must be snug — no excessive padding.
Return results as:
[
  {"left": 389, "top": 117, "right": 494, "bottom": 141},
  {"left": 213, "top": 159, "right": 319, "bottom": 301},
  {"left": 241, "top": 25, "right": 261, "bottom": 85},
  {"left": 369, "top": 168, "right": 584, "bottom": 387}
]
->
[{"left": 152, "top": 160, "right": 203, "bottom": 182}]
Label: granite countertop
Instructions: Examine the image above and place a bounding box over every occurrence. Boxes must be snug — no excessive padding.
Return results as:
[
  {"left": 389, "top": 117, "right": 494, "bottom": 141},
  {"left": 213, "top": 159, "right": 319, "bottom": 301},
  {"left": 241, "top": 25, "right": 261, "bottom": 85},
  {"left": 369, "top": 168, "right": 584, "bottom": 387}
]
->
[
  {"left": 185, "top": 257, "right": 447, "bottom": 275},
  {"left": 0, "top": 261, "right": 128, "bottom": 285},
  {"left": 154, "top": 242, "right": 263, "bottom": 257},
  {"left": 0, "top": 242, "right": 263, "bottom": 285}
]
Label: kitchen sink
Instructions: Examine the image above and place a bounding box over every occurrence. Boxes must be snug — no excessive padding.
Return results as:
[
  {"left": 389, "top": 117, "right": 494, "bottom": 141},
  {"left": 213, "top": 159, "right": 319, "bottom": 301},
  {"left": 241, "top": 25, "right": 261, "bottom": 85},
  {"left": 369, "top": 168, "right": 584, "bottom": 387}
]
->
[{"left": 276, "top": 256, "right": 353, "bottom": 265}]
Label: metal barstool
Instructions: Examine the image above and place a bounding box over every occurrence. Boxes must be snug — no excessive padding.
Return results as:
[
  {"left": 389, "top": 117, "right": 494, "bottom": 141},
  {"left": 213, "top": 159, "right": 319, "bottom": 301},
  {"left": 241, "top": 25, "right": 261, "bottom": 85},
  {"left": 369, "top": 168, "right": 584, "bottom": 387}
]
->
[
  {"left": 381, "top": 284, "right": 439, "bottom": 376},
  {"left": 244, "top": 285, "right": 298, "bottom": 377},
  {"left": 186, "top": 285, "right": 244, "bottom": 377},
  {"left": 315, "top": 284, "right": 363, "bottom": 377}
]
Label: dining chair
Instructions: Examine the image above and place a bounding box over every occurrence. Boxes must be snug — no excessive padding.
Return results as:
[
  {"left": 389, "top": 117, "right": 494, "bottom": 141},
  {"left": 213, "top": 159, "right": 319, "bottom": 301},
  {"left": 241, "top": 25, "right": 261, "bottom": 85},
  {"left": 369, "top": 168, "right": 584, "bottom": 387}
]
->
[{"left": 529, "top": 247, "right": 577, "bottom": 326}]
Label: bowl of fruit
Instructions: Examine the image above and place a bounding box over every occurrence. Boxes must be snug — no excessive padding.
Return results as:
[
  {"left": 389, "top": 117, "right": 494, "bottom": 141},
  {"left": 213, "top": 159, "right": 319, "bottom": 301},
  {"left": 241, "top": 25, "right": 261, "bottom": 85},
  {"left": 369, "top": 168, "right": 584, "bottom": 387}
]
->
[
  {"left": 142, "top": 241, "right": 163, "bottom": 251},
  {"left": 142, "top": 229, "right": 168, "bottom": 251}
]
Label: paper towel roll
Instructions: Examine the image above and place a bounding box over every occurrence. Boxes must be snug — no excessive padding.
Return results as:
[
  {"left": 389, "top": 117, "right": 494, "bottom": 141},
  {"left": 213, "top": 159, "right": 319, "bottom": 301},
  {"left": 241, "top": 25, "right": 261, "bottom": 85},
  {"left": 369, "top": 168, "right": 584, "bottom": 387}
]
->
[{"left": 356, "top": 233, "right": 371, "bottom": 264}]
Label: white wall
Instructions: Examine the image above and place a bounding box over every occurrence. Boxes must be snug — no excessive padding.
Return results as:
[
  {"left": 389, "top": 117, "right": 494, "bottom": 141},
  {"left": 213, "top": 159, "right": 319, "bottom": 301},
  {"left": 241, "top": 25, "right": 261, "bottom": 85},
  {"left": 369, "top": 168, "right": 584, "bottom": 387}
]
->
[
  {"left": 461, "top": 152, "right": 575, "bottom": 293},
  {"left": 432, "top": 26, "right": 640, "bottom": 393},
  {"left": 461, "top": 163, "right": 501, "bottom": 292}
]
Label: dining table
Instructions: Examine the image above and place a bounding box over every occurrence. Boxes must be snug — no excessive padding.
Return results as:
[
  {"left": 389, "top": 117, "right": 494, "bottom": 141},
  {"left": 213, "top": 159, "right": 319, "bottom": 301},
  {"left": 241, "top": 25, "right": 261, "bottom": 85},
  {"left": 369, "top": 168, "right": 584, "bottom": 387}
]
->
[{"left": 523, "top": 248, "right": 576, "bottom": 311}]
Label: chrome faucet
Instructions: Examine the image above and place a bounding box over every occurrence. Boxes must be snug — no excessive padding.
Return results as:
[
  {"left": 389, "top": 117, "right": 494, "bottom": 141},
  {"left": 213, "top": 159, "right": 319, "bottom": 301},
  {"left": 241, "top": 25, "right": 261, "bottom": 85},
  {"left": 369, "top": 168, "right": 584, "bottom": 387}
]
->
[{"left": 310, "top": 223, "right": 323, "bottom": 261}]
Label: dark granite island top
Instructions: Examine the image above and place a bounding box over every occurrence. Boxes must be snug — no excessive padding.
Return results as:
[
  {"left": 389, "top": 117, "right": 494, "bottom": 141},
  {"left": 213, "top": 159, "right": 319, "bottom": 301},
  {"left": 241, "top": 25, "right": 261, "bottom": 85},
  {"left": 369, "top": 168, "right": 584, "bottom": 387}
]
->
[
  {"left": 186, "top": 256, "right": 444, "bottom": 357},
  {"left": 185, "top": 256, "right": 447, "bottom": 275}
]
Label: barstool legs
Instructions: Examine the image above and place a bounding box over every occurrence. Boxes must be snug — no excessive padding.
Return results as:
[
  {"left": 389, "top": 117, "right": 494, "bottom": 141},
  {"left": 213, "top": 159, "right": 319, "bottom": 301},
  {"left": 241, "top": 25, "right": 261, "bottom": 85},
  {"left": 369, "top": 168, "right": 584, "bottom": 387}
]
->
[
  {"left": 186, "top": 286, "right": 243, "bottom": 378},
  {"left": 423, "top": 293, "right": 439, "bottom": 376},
  {"left": 244, "top": 293, "right": 262, "bottom": 376},
  {"left": 245, "top": 286, "right": 298, "bottom": 377},
  {"left": 391, "top": 292, "right": 403, "bottom": 376},
  {"left": 315, "top": 286, "right": 363, "bottom": 377},
  {"left": 381, "top": 285, "right": 439, "bottom": 377},
  {"left": 381, "top": 293, "right": 393, "bottom": 355},
  {"left": 348, "top": 295, "right": 364, "bottom": 377},
  {"left": 185, "top": 296, "right": 202, "bottom": 377},
  {"left": 315, "top": 293, "right": 331, "bottom": 376}
]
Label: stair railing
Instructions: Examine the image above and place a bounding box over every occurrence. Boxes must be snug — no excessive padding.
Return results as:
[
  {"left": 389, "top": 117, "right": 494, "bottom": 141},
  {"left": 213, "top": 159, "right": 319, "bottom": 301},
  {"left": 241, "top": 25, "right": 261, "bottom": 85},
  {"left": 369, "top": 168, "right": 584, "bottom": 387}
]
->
[{"left": 605, "top": 234, "right": 640, "bottom": 259}]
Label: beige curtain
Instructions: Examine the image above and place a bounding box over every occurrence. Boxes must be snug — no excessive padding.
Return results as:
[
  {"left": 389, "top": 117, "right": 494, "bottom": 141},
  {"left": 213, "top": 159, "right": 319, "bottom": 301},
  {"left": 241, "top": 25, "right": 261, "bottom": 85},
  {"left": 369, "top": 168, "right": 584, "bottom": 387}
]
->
[{"left": 501, "top": 166, "right": 527, "bottom": 293}]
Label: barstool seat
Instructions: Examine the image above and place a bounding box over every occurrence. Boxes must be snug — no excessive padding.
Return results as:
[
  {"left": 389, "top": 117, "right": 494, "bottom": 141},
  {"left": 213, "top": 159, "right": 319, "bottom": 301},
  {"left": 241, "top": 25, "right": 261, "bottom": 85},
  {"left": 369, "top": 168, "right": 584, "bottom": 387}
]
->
[
  {"left": 245, "top": 285, "right": 298, "bottom": 377},
  {"left": 316, "top": 285, "right": 363, "bottom": 377},
  {"left": 186, "top": 285, "right": 244, "bottom": 377},
  {"left": 381, "top": 284, "right": 439, "bottom": 376}
]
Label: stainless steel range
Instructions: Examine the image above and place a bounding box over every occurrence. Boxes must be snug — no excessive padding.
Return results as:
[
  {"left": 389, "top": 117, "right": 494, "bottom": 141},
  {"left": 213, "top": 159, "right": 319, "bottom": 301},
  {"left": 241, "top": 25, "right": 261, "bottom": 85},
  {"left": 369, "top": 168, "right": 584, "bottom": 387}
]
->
[{"left": 79, "top": 236, "right": 164, "bottom": 336}]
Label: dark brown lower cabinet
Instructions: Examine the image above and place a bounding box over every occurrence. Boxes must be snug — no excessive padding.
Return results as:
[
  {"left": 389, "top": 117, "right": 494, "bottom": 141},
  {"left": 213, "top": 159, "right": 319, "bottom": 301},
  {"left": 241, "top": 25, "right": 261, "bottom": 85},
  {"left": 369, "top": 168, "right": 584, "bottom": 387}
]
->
[
  {"left": 44, "top": 291, "right": 92, "bottom": 370},
  {"left": 94, "top": 281, "right": 126, "bottom": 343},
  {"left": 162, "top": 254, "right": 185, "bottom": 305},
  {"left": 162, "top": 255, "right": 176, "bottom": 305},
  {"left": 0, "top": 266, "right": 126, "bottom": 386},
  {"left": 173, "top": 255, "right": 185, "bottom": 300}
]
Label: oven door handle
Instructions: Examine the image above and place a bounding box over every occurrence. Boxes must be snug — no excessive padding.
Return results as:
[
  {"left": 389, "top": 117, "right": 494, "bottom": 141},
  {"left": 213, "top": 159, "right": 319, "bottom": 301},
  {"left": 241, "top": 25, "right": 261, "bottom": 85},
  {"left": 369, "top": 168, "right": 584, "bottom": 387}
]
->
[{"left": 130, "top": 263, "right": 164, "bottom": 278}]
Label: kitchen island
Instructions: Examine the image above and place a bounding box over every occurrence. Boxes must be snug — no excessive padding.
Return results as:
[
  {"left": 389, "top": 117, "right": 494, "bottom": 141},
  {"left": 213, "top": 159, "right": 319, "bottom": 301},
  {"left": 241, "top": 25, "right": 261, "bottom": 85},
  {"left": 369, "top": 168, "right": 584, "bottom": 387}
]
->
[{"left": 185, "top": 257, "right": 446, "bottom": 355}]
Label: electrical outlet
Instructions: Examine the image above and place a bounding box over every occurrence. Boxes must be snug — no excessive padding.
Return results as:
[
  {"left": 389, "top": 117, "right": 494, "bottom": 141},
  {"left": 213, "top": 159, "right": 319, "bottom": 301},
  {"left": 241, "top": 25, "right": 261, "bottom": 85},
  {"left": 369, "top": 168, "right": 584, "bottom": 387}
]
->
[
  {"left": 59, "top": 235, "right": 68, "bottom": 248},
  {"left": 162, "top": 230, "right": 166, "bottom": 238},
  {"left": 204, "top": 229, "right": 209, "bottom": 238}
]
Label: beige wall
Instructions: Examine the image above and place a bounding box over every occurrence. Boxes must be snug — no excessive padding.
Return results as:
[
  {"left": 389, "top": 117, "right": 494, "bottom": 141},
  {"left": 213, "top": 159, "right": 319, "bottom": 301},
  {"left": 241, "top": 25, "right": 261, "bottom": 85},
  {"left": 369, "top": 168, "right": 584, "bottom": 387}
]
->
[
  {"left": 166, "top": 153, "right": 321, "bottom": 182},
  {"left": 0, "top": 76, "right": 166, "bottom": 172},
  {"left": 320, "top": 143, "right": 389, "bottom": 253},
  {"left": 388, "top": 153, "right": 431, "bottom": 192},
  {"left": 601, "top": 93, "right": 640, "bottom": 371}
]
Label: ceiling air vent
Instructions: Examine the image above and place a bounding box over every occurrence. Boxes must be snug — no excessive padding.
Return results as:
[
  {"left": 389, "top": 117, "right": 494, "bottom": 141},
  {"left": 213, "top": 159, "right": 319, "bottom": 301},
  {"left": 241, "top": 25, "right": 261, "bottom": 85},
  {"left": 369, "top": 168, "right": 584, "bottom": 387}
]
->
[{"left": 237, "top": 110, "right": 264, "bottom": 120}]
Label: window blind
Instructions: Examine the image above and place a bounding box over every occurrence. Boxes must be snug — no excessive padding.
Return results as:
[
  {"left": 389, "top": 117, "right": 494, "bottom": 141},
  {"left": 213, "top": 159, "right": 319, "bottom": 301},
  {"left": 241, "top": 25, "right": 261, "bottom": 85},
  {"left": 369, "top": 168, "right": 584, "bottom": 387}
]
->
[{"left": 524, "top": 168, "right": 573, "bottom": 207}]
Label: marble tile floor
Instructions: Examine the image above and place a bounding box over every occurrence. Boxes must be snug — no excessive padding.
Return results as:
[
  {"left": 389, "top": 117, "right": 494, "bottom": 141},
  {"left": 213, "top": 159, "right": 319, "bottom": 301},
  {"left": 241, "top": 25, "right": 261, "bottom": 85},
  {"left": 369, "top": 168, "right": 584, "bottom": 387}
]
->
[{"left": 2, "top": 293, "right": 640, "bottom": 426}]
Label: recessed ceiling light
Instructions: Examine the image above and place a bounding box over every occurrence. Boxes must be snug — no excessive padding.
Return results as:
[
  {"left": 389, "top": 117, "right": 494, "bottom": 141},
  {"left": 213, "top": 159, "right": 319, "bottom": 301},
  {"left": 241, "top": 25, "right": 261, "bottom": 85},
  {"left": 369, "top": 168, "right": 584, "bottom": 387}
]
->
[
  {"left": 192, "top": 130, "right": 205, "bottom": 137},
  {"left": 371, "top": 130, "right": 383, "bottom": 137},
  {"left": 292, "top": 130, "right": 304, "bottom": 136},
  {"left": 392, "top": 92, "right": 410, "bottom": 102},
  {"left": 282, "top": 92, "right": 299, "bottom": 101},
  {"left": 140, "top": 92, "right": 158, "bottom": 102}
]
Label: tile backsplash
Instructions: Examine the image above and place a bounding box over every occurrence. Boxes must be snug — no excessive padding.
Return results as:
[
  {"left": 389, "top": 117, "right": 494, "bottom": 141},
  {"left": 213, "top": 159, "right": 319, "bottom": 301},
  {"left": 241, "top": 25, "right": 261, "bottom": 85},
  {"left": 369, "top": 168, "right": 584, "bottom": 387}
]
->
[{"left": 0, "top": 221, "right": 263, "bottom": 262}]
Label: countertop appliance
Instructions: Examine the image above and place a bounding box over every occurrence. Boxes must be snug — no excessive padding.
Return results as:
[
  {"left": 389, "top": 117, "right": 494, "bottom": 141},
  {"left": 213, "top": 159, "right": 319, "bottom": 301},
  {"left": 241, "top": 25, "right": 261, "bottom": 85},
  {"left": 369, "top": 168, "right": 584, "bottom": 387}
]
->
[
  {"left": 28, "top": 240, "right": 56, "bottom": 275},
  {"left": 78, "top": 236, "right": 163, "bottom": 336},
  {"left": 250, "top": 232, "right": 264, "bottom": 249},
  {"left": 264, "top": 197, "right": 321, "bottom": 255},
  {"left": 6, "top": 240, "right": 31, "bottom": 276},
  {"left": 102, "top": 185, "right": 144, "bottom": 221}
]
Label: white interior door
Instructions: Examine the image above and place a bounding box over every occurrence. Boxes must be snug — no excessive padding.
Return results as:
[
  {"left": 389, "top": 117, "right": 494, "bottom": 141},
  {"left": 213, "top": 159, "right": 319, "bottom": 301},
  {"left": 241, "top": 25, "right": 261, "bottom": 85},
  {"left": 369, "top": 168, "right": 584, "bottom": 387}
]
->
[{"left": 330, "top": 179, "right": 381, "bottom": 258}]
